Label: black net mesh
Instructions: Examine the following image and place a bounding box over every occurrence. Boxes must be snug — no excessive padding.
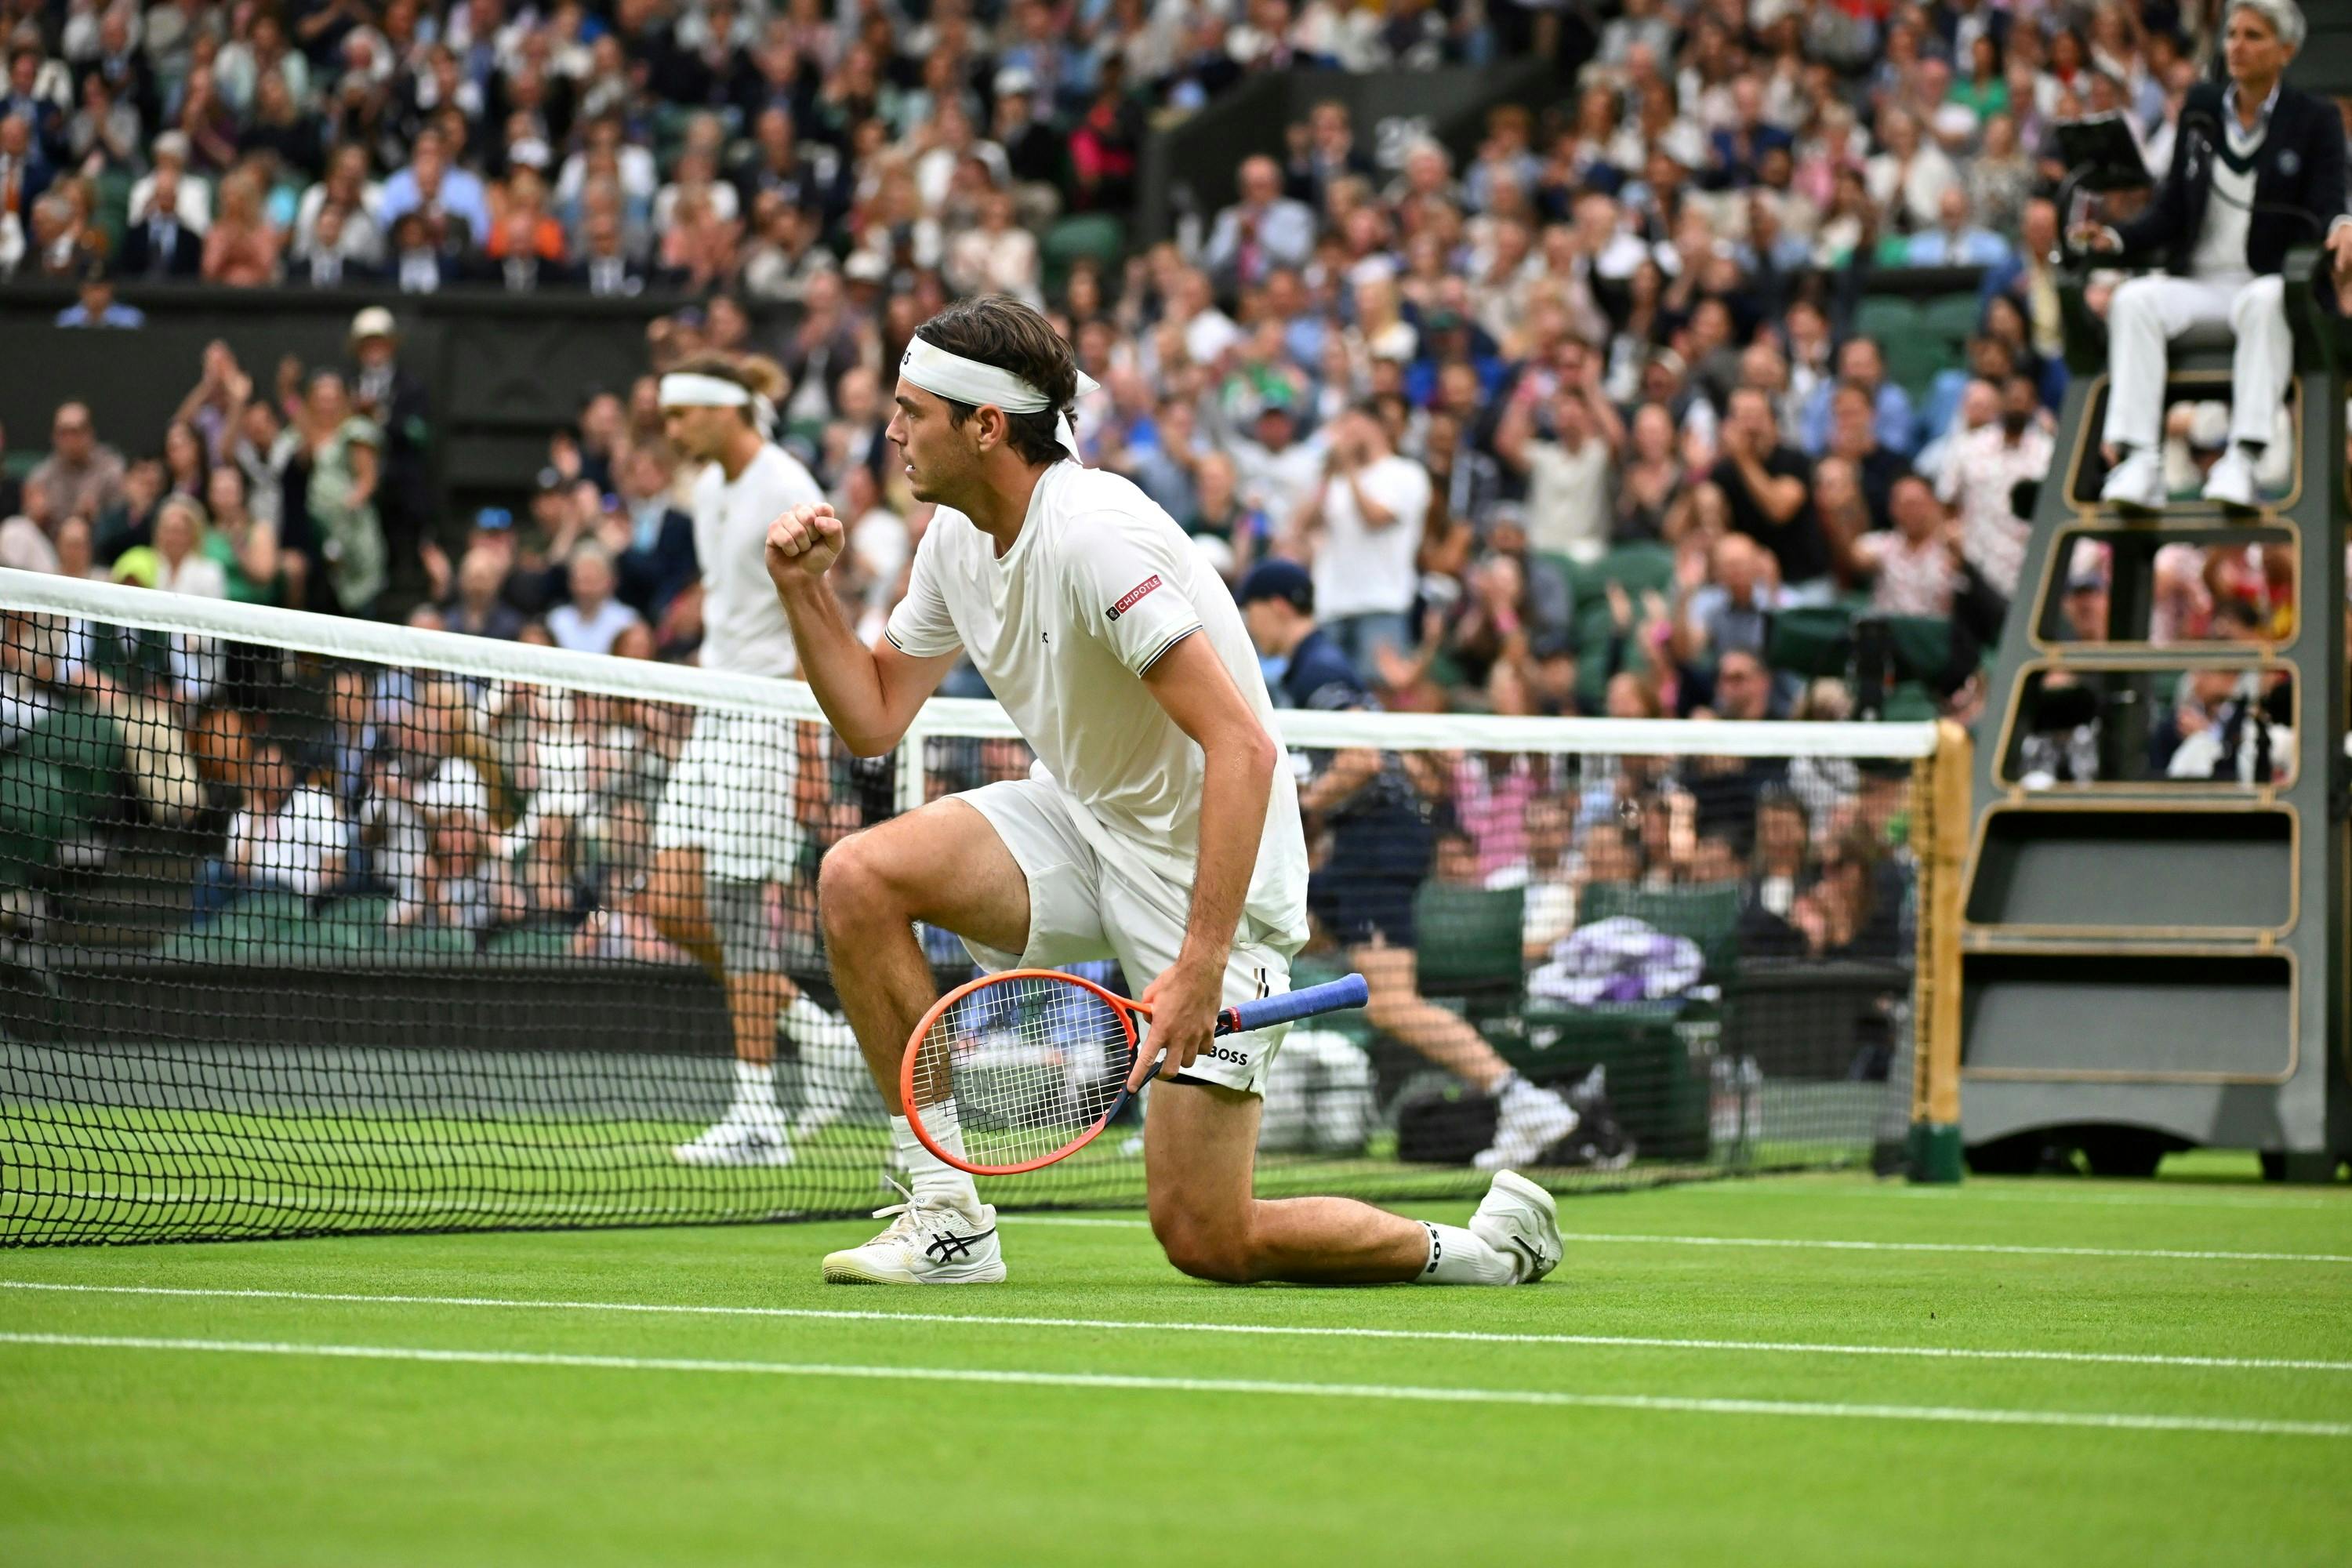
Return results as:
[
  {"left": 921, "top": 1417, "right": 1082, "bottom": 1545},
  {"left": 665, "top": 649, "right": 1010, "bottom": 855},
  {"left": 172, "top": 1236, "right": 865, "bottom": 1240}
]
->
[{"left": 0, "top": 586, "right": 1929, "bottom": 1246}]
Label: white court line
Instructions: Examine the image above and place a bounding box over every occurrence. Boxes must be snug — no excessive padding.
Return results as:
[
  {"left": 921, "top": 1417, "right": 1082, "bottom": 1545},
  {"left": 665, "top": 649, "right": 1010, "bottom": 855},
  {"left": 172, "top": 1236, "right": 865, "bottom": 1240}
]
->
[
  {"left": 1552, "top": 1232, "right": 2352, "bottom": 1265},
  {"left": 6, "top": 1280, "right": 2343, "bottom": 1374},
  {"left": 1015, "top": 1214, "right": 2352, "bottom": 1263},
  {"left": 3, "top": 1332, "right": 2342, "bottom": 1438},
  {"left": 24, "top": 1199, "right": 2347, "bottom": 1264},
  {"left": 29, "top": 1186, "right": 2347, "bottom": 1219},
  {"left": 1685, "top": 1184, "right": 2350, "bottom": 1214}
]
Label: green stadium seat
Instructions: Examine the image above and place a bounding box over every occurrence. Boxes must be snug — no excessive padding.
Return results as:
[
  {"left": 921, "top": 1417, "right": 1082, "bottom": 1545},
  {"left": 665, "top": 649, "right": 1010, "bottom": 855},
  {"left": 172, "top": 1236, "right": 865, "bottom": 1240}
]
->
[
  {"left": 149, "top": 926, "right": 252, "bottom": 965},
  {"left": 1411, "top": 883, "right": 1524, "bottom": 1020},
  {"left": 1850, "top": 297, "right": 1920, "bottom": 357},
  {"left": 0, "top": 758, "right": 73, "bottom": 891},
  {"left": 91, "top": 168, "right": 134, "bottom": 250},
  {"left": 1513, "top": 881, "right": 1744, "bottom": 1163},
  {"left": 0, "top": 707, "right": 123, "bottom": 889},
  {"left": 315, "top": 895, "right": 398, "bottom": 950},
  {"left": 485, "top": 924, "right": 579, "bottom": 961},
  {"left": 1884, "top": 335, "right": 1958, "bottom": 406},
  {"left": 1852, "top": 291, "right": 1961, "bottom": 404},
  {"left": 1883, "top": 682, "right": 1940, "bottom": 722},
  {"left": 1579, "top": 880, "right": 1744, "bottom": 982},
  {"left": 16, "top": 706, "right": 120, "bottom": 777},
  {"left": 1043, "top": 213, "right": 1126, "bottom": 271},
  {"left": 1765, "top": 604, "right": 1853, "bottom": 680},
  {"left": 1574, "top": 614, "right": 1618, "bottom": 713},
  {"left": 1536, "top": 552, "right": 1584, "bottom": 608},
  {"left": 1041, "top": 213, "right": 1127, "bottom": 296},
  {"left": 387, "top": 924, "right": 477, "bottom": 958},
  {"left": 1573, "top": 592, "right": 1620, "bottom": 650},
  {"left": 218, "top": 891, "right": 322, "bottom": 961},
  {"left": 1591, "top": 543, "right": 1675, "bottom": 603},
  {"left": 1423, "top": 648, "right": 1469, "bottom": 697},
  {"left": 1922, "top": 292, "right": 1984, "bottom": 349},
  {"left": 1884, "top": 615, "right": 1955, "bottom": 687},
  {"left": 1511, "top": 1003, "right": 1711, "bottom": 1161},
  {"left": 220, "top": 891, "right": 314, "bottom": 927}
]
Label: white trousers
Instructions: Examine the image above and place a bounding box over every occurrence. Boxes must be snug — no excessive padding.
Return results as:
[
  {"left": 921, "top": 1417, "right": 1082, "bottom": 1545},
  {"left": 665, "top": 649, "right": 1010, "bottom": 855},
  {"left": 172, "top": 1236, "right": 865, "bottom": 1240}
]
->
[{"left": 2100, "top": 271, "right": 2291, "bottom": 452}]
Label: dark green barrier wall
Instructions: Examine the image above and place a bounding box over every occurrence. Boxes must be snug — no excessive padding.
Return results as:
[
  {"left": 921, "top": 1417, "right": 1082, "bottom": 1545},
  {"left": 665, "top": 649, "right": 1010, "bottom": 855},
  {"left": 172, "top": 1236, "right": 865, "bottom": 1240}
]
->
[{"left": 0, "top": 288, "right": 746, "bottom": 534}]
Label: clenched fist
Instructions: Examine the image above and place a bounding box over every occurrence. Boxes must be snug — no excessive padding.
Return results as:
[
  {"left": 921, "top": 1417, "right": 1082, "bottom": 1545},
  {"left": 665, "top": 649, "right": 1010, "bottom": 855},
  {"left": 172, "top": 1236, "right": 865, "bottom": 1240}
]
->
[{"left": 766, "top": 502, "right": 846, "bottom": 584}]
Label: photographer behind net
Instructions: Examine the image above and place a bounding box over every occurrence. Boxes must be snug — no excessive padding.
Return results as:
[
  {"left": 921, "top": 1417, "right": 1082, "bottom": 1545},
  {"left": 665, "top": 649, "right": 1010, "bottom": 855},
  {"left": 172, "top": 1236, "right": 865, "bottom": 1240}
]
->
[{"left": 2070, "top": 0, "right": 2352, "bottom": 513}]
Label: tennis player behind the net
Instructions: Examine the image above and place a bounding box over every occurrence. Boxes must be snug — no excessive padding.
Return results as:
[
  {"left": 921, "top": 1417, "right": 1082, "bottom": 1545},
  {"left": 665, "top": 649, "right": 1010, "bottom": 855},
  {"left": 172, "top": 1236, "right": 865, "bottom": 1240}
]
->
[
  {"left": 652, "top": 354, "right": 863, "bottom": 1168},
  {"left": 763, "top": 296, "right": 1561, "bottom": 1287}
]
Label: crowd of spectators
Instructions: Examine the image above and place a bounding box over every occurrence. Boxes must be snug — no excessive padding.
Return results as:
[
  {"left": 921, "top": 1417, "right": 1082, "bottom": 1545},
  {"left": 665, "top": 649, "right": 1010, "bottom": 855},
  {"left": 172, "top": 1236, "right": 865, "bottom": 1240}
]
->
[{"left": 0, "top": 0, "right": 2332, "bottom": 964}]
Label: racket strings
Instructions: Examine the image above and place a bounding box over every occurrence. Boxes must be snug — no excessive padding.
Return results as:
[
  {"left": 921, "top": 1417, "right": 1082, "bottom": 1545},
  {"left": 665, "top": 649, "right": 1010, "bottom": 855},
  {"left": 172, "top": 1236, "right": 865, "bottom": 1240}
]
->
[{"left": 912, "top": 975, "right": 1136, "bottom": 1170}]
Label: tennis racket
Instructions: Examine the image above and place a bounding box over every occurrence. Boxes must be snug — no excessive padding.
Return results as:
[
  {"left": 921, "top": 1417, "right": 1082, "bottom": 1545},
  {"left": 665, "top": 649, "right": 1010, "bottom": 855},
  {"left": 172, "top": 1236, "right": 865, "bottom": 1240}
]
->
[{"left": 901, "top": 969, "right": 1370, "bottom": 1175}]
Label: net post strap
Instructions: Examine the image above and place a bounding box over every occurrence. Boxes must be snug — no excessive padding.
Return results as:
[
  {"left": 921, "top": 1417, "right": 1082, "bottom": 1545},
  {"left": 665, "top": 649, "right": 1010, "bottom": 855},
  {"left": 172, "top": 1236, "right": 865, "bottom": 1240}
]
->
[{"left": 1908, "top": 717, "right": 1971, "bottom": 1173}]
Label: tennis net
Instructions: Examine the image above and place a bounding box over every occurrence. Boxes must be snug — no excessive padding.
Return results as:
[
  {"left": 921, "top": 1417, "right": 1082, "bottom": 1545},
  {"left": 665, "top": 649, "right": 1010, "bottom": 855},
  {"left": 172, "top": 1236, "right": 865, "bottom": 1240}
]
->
[{"left": 0, "top": 571, "right": 1955, "bottom": 1245}]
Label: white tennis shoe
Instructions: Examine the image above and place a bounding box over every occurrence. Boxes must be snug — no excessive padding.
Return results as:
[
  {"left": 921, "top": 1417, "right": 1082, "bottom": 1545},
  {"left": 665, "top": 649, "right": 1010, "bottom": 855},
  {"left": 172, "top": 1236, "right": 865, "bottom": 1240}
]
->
[
  {"left": 670, "top": 1114, "right": 796, "bottom": 1168},
  {"left": 822, "top": 1181, "right": 1006, "bottom": 1284},
  {"left": 1475, "top": 1080, "right": 1578, "bottom": 1171},
  {"left": 2100, "top": 448, "right": 2167, "bottom": 512},
  {"left": 2200, "top": 447, "right": 2259, "bottom": 510},
  {"left": 1469, "top": 1170, "right": 1563, "bottom": 1284}
]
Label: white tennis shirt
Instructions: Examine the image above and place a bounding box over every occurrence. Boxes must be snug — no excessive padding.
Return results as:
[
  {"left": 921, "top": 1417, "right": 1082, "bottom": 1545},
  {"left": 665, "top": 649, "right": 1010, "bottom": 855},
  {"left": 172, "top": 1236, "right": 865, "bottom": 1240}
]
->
[
  {"left": 887, "top": 460, "right": 1309, "bottom": 946},
  {"left": 692, "top": 442, "right": 826, "bottom": 677}
]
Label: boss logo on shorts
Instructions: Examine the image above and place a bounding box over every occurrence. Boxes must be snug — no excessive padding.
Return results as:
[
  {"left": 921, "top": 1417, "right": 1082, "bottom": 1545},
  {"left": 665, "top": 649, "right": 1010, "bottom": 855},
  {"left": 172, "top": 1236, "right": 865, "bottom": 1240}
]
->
[
  {"left": 1105, "top": 574, "right": 1163, "bottom": 622},
  {"left": 1201, "top": 1044, "right": 1251, "bottom": 1066}
]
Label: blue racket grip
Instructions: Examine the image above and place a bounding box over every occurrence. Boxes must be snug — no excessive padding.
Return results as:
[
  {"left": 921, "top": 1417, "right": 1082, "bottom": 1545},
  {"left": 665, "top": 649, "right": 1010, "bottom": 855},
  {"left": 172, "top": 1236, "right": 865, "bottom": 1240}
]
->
[{"left": 1220, "top": 974, "right": 1370, "bottom": 1035}]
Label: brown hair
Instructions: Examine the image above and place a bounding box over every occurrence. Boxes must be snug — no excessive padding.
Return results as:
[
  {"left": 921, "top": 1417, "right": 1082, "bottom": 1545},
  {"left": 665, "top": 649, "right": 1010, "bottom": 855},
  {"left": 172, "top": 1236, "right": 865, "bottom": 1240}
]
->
[{"left": 913, "top": 295, "right": 1078, "bottom": 466}]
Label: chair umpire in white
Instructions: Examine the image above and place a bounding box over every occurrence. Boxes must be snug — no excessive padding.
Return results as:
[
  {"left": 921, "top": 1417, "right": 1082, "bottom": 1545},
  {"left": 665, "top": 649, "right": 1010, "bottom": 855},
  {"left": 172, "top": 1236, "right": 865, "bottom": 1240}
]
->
[{"left": 2074, "top": 0, "right": 2352, "bottom": 511}]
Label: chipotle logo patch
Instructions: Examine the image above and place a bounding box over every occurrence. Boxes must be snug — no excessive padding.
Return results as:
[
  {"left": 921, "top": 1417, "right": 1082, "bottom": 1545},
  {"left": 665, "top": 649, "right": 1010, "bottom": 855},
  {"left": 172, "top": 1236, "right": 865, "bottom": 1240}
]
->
[{"left": 1105, "top": 574, "right": 1163, "bottom": 622}]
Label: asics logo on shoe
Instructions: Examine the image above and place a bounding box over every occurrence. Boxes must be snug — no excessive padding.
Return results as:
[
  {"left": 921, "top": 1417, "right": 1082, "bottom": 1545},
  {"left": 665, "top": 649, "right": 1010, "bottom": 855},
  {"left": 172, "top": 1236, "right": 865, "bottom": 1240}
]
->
[{"left": 925, "top": 1228, "right": 994, "bottom": 1263}]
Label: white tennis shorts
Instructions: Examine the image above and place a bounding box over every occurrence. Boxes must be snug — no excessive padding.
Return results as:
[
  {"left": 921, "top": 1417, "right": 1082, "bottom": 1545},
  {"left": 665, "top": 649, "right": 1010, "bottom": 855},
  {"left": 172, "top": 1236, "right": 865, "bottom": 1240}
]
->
[
  {"left": 652, "top": 710, "right": 804, "bottom": 883},
  {"left": 955, "top": 776, "right": 1300, "bottom": 1096}
]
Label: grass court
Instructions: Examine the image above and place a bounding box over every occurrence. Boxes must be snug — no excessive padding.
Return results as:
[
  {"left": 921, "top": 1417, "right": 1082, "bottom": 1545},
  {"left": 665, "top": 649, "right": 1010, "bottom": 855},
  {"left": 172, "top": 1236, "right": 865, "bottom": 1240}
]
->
[{"left": 3, "top": 1159, "right": 2347, "bottom": 1566}]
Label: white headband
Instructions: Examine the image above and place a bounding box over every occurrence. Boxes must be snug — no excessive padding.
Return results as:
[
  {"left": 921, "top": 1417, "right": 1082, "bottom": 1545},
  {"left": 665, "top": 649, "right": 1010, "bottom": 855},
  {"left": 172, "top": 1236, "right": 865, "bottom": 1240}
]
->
[
  {"left": 659, "top": 372, "right": 776, "bottom": 435},
  {"left": 898, "top": 336, "right": 1099, "bottom": 458}
]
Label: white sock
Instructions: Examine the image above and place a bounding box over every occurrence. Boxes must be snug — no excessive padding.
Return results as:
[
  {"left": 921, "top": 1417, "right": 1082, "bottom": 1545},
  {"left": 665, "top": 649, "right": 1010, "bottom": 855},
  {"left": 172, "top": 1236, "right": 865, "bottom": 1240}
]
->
[
  {"left": 1416, "top": 1221, "right": 1519, "bottom": 1286},
  {"left": 891, "top": 1109, "right": 980, "bottom": 1217},
  {"left": 781, "top": 996, "right": 862, "bottom": 1116},
  {"left": 781, "top": 994, "right": 843, "bottom": 1041},
  {"left": 1495, "top": 1072, "right": 1577, "bottom": 1131},
  {"left": 730, "top": 1058, "right": 778, "bottom": 1118}
]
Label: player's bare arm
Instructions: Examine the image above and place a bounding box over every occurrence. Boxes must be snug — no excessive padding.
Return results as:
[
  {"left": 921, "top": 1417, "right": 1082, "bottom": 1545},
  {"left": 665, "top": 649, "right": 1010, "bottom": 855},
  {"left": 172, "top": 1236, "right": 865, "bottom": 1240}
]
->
[
  {"left": 1127, "top": 630, "right": 1279, "bottom": 1090},
  {"left": 765, "top": 500, "right": 955, "bottom": 756}
]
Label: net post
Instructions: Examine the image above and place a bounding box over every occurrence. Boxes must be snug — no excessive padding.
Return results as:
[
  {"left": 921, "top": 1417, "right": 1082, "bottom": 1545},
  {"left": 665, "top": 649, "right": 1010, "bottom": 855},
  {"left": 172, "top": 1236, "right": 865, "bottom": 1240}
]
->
[{"left": 1907, "top": 717, "right": 1970, "bottom": 1184}]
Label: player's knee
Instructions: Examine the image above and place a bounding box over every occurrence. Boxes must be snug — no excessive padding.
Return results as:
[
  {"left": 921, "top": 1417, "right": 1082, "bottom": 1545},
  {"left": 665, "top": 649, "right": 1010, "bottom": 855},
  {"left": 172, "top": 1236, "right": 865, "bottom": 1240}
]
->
[
  {"left": 816, "top": 833, "right": 898, "bottom": 936},
  {"left": 1152, "top": 1207, "right": 1257, "bottom": 1283}
]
